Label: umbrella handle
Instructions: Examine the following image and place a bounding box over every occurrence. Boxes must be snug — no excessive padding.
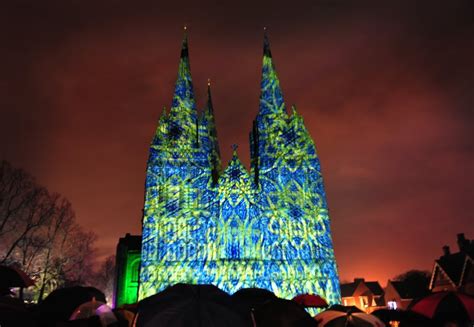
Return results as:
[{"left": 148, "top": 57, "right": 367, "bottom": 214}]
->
[{"left": 251, "top": 310, "right": 257, "bottom": 327}]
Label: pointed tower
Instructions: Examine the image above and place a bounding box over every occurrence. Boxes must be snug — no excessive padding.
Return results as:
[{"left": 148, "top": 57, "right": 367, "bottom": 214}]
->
[
  {"left": 251, "top": 31, "right": 290, "bottom": 182},
  {"left": 248, "top": 31, "right": 341, "bottom": 304},
  {"left": 198, "top": 80, "right": 222, "bottom": 184},
  {"left": 258, "top": 29, "right": 287, "bottom": 117},
  {"left": 167, "top": 29, "right": 198, "bottom": 147},
  {"left": 139, "top": 30, "right": 219, "bottom": 299}
]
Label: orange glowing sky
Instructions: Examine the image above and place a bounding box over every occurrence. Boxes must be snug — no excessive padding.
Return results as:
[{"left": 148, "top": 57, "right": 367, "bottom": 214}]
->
[{"left": 1, "top": 0, "right": 473, "bottom": 285}]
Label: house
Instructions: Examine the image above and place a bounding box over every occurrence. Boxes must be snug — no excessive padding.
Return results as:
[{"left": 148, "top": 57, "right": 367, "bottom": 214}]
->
[
  {"left": 429, "top": 233, "right": 474, "bottom": 295},
  {"left": 384, "top": 280, "right": 416, "bottom": 310},
  {"left": 340, "top": 278, "right": 385, "bottom": 313}
]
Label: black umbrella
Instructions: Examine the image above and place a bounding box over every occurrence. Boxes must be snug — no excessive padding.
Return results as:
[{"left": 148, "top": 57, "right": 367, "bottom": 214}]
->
[
  {"left": 0, "top": 300, "right": 38, "bottom": 327},
  {"left": 371, "top": 309, "right": 433, "bottom": 327},
  {"left": 0, "top": 265, "right": 35, "bottom": 288},
  {"left": 36, "top": 286, "right": 106, "bottom": 327},
  {"left": 328, "top": 304, "right": 363, "bottom": 313},
  {"left": 231, "top": 287, "right": 277, "bottom": 322},
  {"left": 232, "top": 287, "right": 277, "bottom": 308},
  {"left": 136, "top": 283, "right": 247, "bottom": 327},
  {"left": 252, "top": 297, "right": 317, "bottom": 327}
]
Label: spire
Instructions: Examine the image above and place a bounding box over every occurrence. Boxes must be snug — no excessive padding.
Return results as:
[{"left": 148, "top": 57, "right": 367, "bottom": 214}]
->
[
  {"left": 169, "top": 27, "right": 196, "bottom": 122},
  {"left": 205, "top": 80, "right": 221, "bottom": 176},
  {"left": 206, "top": 78, "right": 214, "bottom": 114},
  {"left": 181, "top": 26, "right": 189, "bottom": 58},
  {"left": 263, "top": 27, "right": 272, "bottom": 58},
  {"left": 259, "top": 29, "right": 286, "bottom": 116}
]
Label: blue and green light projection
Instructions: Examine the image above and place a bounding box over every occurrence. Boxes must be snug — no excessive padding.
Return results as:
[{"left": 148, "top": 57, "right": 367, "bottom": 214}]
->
[{"left": 139, "top": 31, "right": 341, "bottom": 304}]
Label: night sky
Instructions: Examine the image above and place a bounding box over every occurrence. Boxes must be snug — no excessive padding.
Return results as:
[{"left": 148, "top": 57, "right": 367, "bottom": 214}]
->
[{"left": 1, "top": 0, "right": 473, "bottom": 285}]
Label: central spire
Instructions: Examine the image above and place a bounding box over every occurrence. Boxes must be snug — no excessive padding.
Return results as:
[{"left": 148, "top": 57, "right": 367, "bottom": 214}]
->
[{"left": 259, "top": 29, "right": 286, "bottom": 116}]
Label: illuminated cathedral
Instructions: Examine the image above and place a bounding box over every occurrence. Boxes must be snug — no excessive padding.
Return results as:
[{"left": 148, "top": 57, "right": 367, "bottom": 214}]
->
[{"left": 139, "top": 31, "right": 341, "bottom": 304}]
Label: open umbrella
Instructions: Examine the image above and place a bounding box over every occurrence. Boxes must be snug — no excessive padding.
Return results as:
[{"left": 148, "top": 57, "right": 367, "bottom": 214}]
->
[
  {"left": 0, "top": 265, "right": 34, "bottom": 288},
  {"left": 232, "top": 287, "right": 277, "bottom": 309},
  {"left": 136, "top": 283, "right": 247, "bottom": 327},
  {"left": 37, "top": 286, "right": 106, "bottom": 326},
  {"left": 410, "top": 291, "right": 474, "bottom": 324},
  {"left": 253, "top": 297, "right": 317, "bottom": 327},
  {"left": 292, "top": 294, "right": 328, "bottom": 308},
  {"left": 70, "top": 299, "right": 118, "bottom": 326},
  {"left": 231, "top": 287, "right": 277, "bottom": 323},
  {"left": 328, "top": 304, "right": 363, "bottom": 313},
  {"left": 314, "top": 310, "right": 385, "bottom": 327},
  {"left": 371, "top": 309, "right": 433, "bottom": 327},
  {"left": 0, "top": 300, "right": 38, "bottom": 327}
]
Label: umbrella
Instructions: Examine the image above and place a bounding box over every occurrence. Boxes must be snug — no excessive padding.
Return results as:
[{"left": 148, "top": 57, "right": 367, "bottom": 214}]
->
[
  {"left": 37, "top": 286, "right": 106, "bottom": 326},
  {"left": 253, "top": 297, "right": 317, "bottom": 327},
  {"left": 328, "top": 304, "right": 363, "bottom": 313},
  {"left": 136, "top": 283, "right": 247, "bottom": 327},
  {"left": 0, "top": 265, "right": 34, "bottom": 288},
  {"left": 410, "top": 291, "right": 474, "bottom": 324},
  {"left": 371, "top": 309, "right": 433, "bottom": 327},
  {"left": 292, "top": 294, "right": 328, "bottom": 308},
  {"left": 70, "top": 299, "right": 118, "bottom": 326},
  {"left": 231, "top": 287, "right": 277, "bottom": 321},
  {"left": 314, "top": 310, "right": 385, "bottom": 327},
  {"left": 0, "top": 300, "right": 38, "bottom": 327},
  {"left": 113, "top": 308, "right": 136, "bottom": 326}
]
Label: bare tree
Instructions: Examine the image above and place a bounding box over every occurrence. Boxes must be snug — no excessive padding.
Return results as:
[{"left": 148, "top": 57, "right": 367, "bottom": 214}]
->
[
  {"left": 92, "top": 255, "right": 116, "bottom": 303},
  {"left": 0, "top": 160, "right": 101, "bottom": 302},
  {"left": 36, "top": 198, "right": 76, "bottom": 301},
  {"left": 0, "top": 161, "right": 57, "bottom": 264}
]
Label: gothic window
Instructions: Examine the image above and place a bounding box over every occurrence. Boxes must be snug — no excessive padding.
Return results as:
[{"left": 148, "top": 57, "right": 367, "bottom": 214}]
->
[{"left": 131, "top": 259, "right": 141, "bottom": 283}]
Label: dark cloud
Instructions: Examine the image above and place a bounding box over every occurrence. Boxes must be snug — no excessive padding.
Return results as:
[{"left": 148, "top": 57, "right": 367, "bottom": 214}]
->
[{"left": 1, "top": 0, "right": 473, "bottom": 283}]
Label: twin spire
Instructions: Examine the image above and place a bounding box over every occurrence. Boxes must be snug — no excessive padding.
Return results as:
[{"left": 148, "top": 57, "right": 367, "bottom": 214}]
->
[
  {"left": 169, "top": 30, "right": 196, "bottom": 121},
  {"left": 160, "top": 28, "right": 287, "bottom": 177},
  {"left": 259, "top": 29, "right": 286, "bottom": 116},
  {"left": 169, "top": 28, "right": 286, "bottom": 122}
]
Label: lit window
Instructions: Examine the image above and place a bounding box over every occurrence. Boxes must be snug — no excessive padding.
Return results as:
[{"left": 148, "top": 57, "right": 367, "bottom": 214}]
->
[{"left": 387, "top": 301, "right": 397, "bottom": 310}]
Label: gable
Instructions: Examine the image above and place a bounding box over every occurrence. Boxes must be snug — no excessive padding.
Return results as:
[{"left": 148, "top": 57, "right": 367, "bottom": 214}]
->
[
  {"left": 461, "top": 257, "right": 473, "bottom": 285},
  {"left": 432, "top": 264, "right": 455, "bottom": 288}
]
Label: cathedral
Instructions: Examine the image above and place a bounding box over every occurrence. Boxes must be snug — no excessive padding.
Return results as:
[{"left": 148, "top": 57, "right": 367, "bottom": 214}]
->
[{"left": 139, "top": 31, "right": 341, "bottom": 305}]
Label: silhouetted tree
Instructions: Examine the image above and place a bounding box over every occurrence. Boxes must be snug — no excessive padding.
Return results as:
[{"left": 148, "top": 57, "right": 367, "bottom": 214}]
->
[
  {"left": 393, "top": 269, "right": 431, "bottom": 298},
  {"left": 92, "top": 255, "right": 115, "bottom": 303},
  {"left": 0, "top": 160, "right": 99, "bottom": 302}
]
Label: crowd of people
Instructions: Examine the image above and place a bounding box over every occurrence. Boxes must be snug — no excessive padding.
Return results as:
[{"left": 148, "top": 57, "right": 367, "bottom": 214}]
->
[{"left": 0, "top": 283, "right": 472, "bottom": 327}]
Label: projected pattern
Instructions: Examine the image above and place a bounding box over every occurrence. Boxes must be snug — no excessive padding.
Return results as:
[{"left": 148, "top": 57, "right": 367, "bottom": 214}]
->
[{"left": 139, "top": 32, "right": 341, "bottom": 304}]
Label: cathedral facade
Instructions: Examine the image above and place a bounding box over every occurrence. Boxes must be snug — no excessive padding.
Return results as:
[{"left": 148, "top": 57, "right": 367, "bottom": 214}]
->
[{"left": 139, "top": 32, "right": 341, "bottom": 304}]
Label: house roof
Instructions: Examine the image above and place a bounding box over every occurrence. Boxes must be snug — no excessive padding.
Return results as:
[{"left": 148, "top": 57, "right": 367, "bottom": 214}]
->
[
  {"left": 436, "top": 252, "right": 470, "bottom": 286},
  {"left": 340, "top": 279, "right": 384, "bottom": 297},
  {"left": 365, "top": 282, "right": 384, "bottom": 296},
  {"left": 340, "top": 283, "right": 357, "bottom": 297},
  {"left": 389, "top": 281, "right": 413, "bottom": 299}
]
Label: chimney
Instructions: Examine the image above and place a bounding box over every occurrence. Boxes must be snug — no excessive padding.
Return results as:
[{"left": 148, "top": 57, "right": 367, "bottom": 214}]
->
[
  {"left": 354, "top": 278, "right": 365, "bottom": 284},
  {"left": 457, "top": 233, "right": 467, "bottom": 252},
  {"left": 442, "top": 245, "right": 450, "bottom": 256}
]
